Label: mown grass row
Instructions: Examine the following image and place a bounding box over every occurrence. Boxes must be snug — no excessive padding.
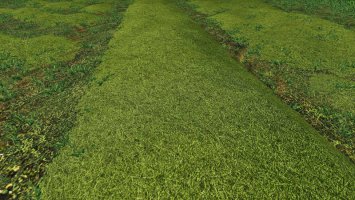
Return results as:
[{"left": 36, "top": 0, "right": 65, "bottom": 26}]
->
[
  {"left": 40, "top": 0, "right": 354, "bottom": 198},
  {"left": 265, "top": 0, "right": 355, "bottom": 29},
  {"left": 0, "top": 0, "right": 131, "bottom": 199}
]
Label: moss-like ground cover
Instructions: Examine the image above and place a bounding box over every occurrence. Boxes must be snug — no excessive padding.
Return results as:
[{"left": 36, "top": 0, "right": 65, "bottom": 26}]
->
[
  {"left": 40, "top": 0, "right": 354, "bottom": 199},
  {"left": 183, "top": 0, "right": 355, "bottom": 161},
  {"left": 0, "top": 0, "right": 131, "bottom": 198}
]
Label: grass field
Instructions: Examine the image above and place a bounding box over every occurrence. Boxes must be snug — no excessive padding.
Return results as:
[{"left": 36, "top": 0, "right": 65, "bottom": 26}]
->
[
  {"left": 39, "top": 0, "right": 355, "bottom": 199},
  {"left": 182, "top": 0, "right": 355, "bottom": 161},
  {"left": 0, "top": 0, "right": 131, "bottom": 198},
  {"left": 265, "top": 0, "right": 355, "bottom": 28},
  {"left": 1, "top": 0, "right": 354, "bottom": 199}
]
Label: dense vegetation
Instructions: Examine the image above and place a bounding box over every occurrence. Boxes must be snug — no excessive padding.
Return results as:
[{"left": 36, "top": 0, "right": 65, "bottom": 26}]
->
[
  {"left": 181, "top": 0, "right": 355, "bottom": 162},
  {"left": 1, "top": 0, "right": 354, "bottom": 199},
  {"left": 0, "top": 0, "right": 131, "bottom": 198},
  {"left": 265, "top": 0, "right": 355, "bottom": 28},
  {"left": 40, "top": 0, "right": 354, "bottom": 199}
]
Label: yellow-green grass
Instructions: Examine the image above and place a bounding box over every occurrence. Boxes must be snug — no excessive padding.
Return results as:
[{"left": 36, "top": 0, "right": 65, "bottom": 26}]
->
[
  {"left": 0, "top": 34, "right": 78, "bottom": 68},
  {"left": 0, "top": 7, "right": 98, "bottom": 28},
  {"left": 40, "top": 0, "right": 355, "bottom": 198},
  {"left": 0, "top": 0, "right": 120, "bottom": 29},
  {"left": 81, "top": 3, "right": 114, "bottom": 14},
  {"left": 0, "top": 0, "right": 131, "bottom": 198},
  {"left": 187, "top": 0, "right": 355, "bottom": 157},
  {"left": 28, "top": 0, "right": 116, "bottom": 14}
]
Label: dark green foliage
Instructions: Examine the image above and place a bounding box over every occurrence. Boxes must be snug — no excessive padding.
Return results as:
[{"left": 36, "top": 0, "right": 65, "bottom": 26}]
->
[
  {"left": 265, "top": 0, "right": 355, "bottom": 28},
  {"left": 0, "top": 0, "right": 28, "bottom": 9}
]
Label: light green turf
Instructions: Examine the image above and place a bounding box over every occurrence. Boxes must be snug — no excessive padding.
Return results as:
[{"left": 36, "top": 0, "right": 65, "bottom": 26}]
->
[
  {"left": 309, "top": 74, "right": 355, "bottom": 111},
  {"left": 81, "top": 3, "right": 114, "bottom": 14},
  {"left": 40, "top": 0, "right": 355, "bottom": 199},
  {"left": 35, "top": 0, "right": 115, "bottom": 14},
  {"left": 0, "top": 34, "right": 78, "bottom": 68},
  {"left": 189, "top": 0, "right": 355, "bottom": 112},
  {"left": 2, "top": 7, "right": 98, "bottom": 28},
  {"left": 0, "top": 0, "right": 114, "bottom": 29}
]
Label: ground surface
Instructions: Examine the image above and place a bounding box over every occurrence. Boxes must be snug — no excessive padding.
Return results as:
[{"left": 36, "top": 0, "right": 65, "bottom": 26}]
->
[
  {"left": 187, "top": 0, "right": 355, "bottom": 160},
  {"left": 0, "top": 0, "right": 130, "bottom": 198},
  {"left": 265, "top": 0, "right": 355, "bottom": 28},
  {"left": 39, "top": 0, "right": 355, "bottom": 199}
]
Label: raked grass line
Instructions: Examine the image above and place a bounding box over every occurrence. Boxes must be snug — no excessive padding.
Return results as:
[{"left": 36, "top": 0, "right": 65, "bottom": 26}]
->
[{"left": 40, "top": 0, "right": 355, "bottom": 199}]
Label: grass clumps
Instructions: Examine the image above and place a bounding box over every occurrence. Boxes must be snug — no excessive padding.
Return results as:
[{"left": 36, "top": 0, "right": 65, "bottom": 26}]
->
[
  {"left": 183, "top": 0, "right": 355, "bottom": 161},
  {"left": 39, "top": 1, "right": 83, "bottom": 14},
  {"left": 40, "top": 0, "right": 354, "bottom": 199},
  {"left": 0, "top": 0, "right": 28, "bottom": 9},
  {"left": 264, "top": 0, "right": 355, "bottom": 29},
  {"left": 0, "top": 0, "right": 132, "bottom": 199}
]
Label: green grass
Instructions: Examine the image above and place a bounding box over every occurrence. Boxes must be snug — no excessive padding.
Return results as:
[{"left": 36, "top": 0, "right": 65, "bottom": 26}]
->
[
  {"left": 185, "top": 0, "right": 355, "bottom": 161},
  {"left": 0, "top": 34, "right": 78, "bottom": 68},
  {"left": 0, "top": 7, "right": 99, "bottom": 28},
  {"left": 0, "top": 0, "right": 131, "bottom": 198},
  {"left": 264, "top": 0, "right": 355, "bottom": 28},
  {"left": 40, "top": 0, "right": 355, "bottom": 198}
]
